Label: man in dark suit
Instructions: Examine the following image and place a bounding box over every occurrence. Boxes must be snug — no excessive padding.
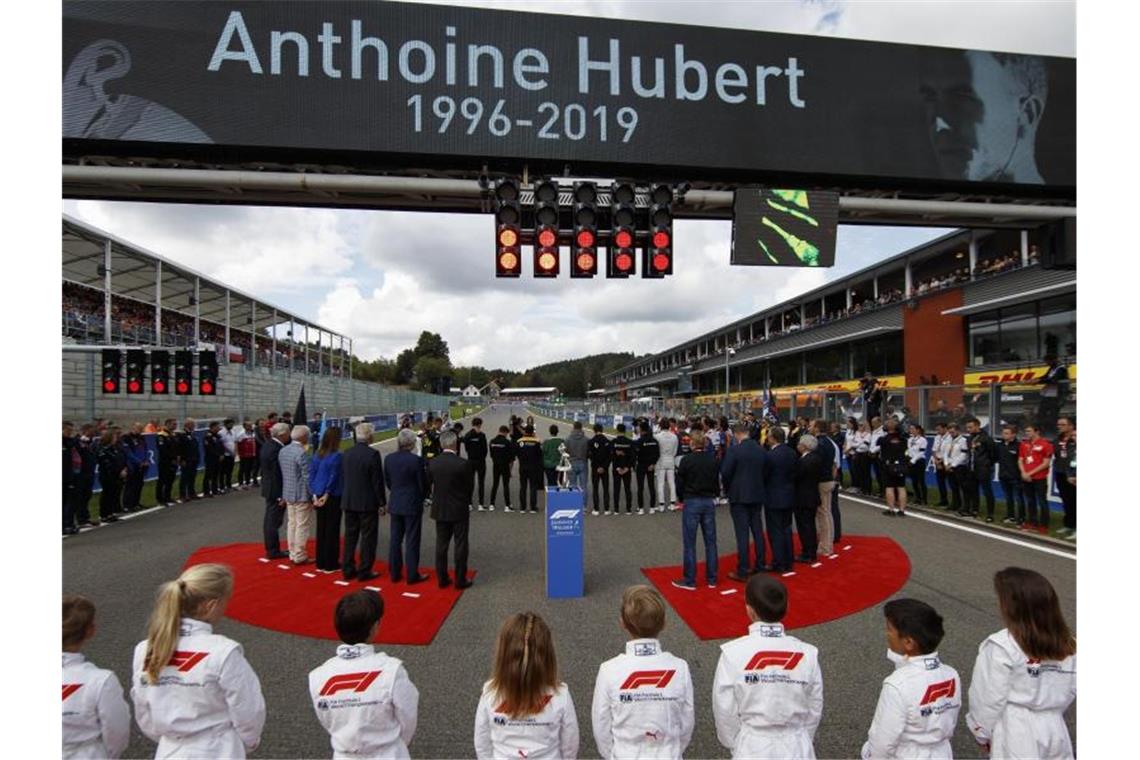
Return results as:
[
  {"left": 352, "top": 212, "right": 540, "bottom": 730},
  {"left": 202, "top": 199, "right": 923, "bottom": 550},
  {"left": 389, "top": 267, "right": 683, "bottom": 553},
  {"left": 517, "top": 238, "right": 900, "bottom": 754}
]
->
[
  {"left": 341, "top": 422, "right": 387, "bottom": 582},
  {"left": 385, "top": 428, "right": 429, "bottom": 585},
  {"left": 794, "top": 434, "right": 824, "bottom": 564},
  {"left": 259, "top": 422, "right": 291, "bottom": 559},
  {"left": 763, "top": 427, "right": 797, "bottom": 573},
  {"left": 427, "top": 430, "right": 474, "bottom": 589},
  {"left": 720, "top": 422, "right": 769, "bottom": 581}
]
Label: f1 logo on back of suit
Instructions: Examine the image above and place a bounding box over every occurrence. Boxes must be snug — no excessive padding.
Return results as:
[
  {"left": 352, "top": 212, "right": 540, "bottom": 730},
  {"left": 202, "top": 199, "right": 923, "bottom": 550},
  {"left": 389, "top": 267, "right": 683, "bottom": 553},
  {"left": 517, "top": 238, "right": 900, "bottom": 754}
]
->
[
  {"left": 62, "top": 684, "right": 82, "bottom": 701},
  {"left": 919, "top": 679, "right": 956, "bottom": 706},
  {"left": 745, "top": 651, "right": 804, "bottom": 671},
  {"left": 620, "top": 670, "right": 676, "bottom": 690},
  {"left": 319, "top": 671, "right": 382, "bottom": 696},
  {"left": 168, "top": 651, "right": 209, "bottom": 673}
]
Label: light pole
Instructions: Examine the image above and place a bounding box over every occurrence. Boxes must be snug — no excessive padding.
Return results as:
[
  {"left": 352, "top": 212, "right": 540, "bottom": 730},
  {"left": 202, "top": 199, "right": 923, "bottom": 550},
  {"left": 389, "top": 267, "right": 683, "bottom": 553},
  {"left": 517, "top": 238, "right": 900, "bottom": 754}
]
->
[{"left": 724, "top": 347, "right": 736, "bottom": 419}]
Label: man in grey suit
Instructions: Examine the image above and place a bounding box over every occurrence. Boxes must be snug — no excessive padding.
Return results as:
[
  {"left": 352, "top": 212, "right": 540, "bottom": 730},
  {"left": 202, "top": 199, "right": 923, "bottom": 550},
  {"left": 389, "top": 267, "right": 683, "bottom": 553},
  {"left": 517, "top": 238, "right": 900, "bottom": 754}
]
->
[
  {"left": 341, "top": 422, "right": 387, "bottom": 582},
  {"left": 279, "top": 425, "right": 313, "bottom": 565},
  {"left": 427, "top": 431, "right": 474, "bottom": 590},
  {"left": 720, "top": 421, "right": 770, "bottom": 581},
  {"left": 259, "top": 422, "right": 291, "bottom": 559}
]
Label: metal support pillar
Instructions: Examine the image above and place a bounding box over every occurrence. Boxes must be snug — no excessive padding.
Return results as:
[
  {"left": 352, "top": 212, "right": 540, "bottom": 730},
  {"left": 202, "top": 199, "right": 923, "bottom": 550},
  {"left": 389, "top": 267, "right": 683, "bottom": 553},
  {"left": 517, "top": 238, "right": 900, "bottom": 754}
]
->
[
  {"left": 224, "top": 290, "right": 231, "bottom": 364},
  {"left": 904, "top": 260, "right": 913, "bottom": 297},
  {"left": 1020, "top": 229, "right": 1030, "bottom": 267},
  {"left": 250, "top": 303, "right": 257, "bottom": 369},
  {"left": 155, "top": 261, "right": 163, "bottom": 346},
  {"left": 193, "top": 277, "right": 201, "bottom": 347},
  {"left": 969, "top": 236, "right": 978, "bottom": 278},
  {"left": 271, "top": 309, "right": 277, "bottom": 373},
  {"left": 103, "top": 240, "right": 112, "bottom": 343}
]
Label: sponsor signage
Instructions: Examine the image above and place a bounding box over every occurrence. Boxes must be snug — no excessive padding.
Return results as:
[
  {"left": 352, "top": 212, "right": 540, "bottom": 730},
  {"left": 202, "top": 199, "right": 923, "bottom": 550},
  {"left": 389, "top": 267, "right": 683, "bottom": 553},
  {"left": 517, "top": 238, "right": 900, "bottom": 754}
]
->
[
  {"left": 545, "top": 488, "right": 584, "bottom": 598},
  {"left": 63, "top": 1, "right": 1074, "bottom": 192}
]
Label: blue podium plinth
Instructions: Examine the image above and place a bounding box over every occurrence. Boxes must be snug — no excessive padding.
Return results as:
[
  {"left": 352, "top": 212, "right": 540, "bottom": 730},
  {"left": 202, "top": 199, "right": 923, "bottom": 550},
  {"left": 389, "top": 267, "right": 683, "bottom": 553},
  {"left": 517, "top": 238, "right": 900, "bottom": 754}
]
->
[{"left": 545, "top": 487, "right": 584, "bottom": 598}]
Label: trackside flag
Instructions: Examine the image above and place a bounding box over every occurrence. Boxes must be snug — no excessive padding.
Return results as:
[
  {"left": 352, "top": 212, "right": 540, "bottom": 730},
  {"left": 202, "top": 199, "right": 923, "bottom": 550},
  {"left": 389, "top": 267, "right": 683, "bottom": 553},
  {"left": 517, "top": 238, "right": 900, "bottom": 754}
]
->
[{"left": 294, "top": 382, "right": 307, "bottom": 429}]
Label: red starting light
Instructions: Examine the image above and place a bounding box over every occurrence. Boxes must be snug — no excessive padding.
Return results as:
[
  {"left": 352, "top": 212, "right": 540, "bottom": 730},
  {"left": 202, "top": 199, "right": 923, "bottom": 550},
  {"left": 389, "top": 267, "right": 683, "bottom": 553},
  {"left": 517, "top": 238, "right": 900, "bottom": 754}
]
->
[
  {"left": 616, "top": 252, "right": 634, "bottom": 272},
  {"left": 576, "top": 229, "right": 595, "bottom": 248},
  {"left": 499, "top": 251, "right": 519, "bottom": 271},
  {"left": 153, "top": 380, "right": 166, "bottom": 393},
  {"left": 653, "top": 231, "right": 671, "bottom": 249},
  {"left": 103, "top": 380, "right": 117, "bottom": 392},
  {"left": 537, "top": 227, "right": 557, "bottom": 248},
  {"left": 614, "top": 229, "right": 633, "bottom": 249},
  {"left": 652, "top": 253, "right": 671, "bottom": 272},
  {"left": 127, "top": 380, "right": 141, "bottom": 393},
  {"left": 200, "top": 381, "right": 214, "bottom": 394},
  {"left": 537, "top": 251, "right": 558, "bottom": 271},
  {"left": 498, "top": 227, "right": 519, "bottom": 247},
  {"left": 576, "top": 252, "right": 596, "bottom": 271},
  {"left": 176, "top": 381, "right": 190, "bottom": 394}
]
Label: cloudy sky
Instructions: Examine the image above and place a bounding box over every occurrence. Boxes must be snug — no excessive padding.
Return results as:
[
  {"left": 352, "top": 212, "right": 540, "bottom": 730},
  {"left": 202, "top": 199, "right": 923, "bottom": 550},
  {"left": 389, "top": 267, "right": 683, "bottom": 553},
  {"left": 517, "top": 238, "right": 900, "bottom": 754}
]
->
[{"left": 63, "top": 0, "right": 1075, "bottom": 371}]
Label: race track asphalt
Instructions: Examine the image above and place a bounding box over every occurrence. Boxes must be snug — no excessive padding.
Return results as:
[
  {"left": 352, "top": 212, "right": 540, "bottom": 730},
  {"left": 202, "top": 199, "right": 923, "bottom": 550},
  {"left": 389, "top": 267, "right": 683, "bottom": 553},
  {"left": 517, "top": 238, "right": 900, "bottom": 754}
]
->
[{"left": 62, "top": 404, "right": 1076, "bottom": 759}]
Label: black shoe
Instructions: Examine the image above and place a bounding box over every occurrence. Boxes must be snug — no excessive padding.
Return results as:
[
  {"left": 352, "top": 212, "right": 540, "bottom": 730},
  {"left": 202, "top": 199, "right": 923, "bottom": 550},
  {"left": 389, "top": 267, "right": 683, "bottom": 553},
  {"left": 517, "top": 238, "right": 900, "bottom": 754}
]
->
[
  {"left": 102, "top": 514, "right": 119, "bottom": 522},
  {"left": 63, "top": 527, "right": 79, "bottom": 535},
  {"left": 389, "top": 574, "right": 403, "bottom": 583},
  {"left": 438, "top": 576, "right": 453, "bottom": 589},
  {"left": 357, "top": 571, "right": 380, "bottom": 582},
  {"left": 794, "top": 555, "right": 813, "bottom": 563},
  {"left": 882, "top": 509, "right": 895, "bottom": 516},
  {"left": 342, "top": 567, "right": 357, "bottom": 580},
  {"left": 407, "top": 574, "right": 429, "bottom": 585},
  {"left": 267, "top": 551, "right": 288, "bottom": 560},
  {"left": 752, "top": 565, "right": 774, "bottom": 574},
  {"left": 456, "top": 579, "right": 474, "bottom": 590},
  {"left": 937, "top": 501, "right": 949, "bottom": 507}
]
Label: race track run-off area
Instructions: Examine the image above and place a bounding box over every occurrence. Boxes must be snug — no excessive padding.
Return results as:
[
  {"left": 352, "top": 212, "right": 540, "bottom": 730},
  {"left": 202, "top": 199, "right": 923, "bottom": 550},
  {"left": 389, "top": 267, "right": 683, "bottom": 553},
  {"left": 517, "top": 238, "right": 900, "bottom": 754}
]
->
[{"left": 63, "top": 406, "right": 1075, "bottom": 759}]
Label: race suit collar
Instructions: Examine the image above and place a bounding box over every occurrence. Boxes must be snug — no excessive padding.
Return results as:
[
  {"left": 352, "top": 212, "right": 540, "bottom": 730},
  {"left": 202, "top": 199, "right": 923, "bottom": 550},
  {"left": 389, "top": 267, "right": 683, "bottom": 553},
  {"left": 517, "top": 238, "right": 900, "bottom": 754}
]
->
[
  {"left": 625, "top": 638, "right": 661, "bottom": 656},
  {"left": 179, "top": 617, "right": 213, "bottom": 637},
  {"left": 749, "top": 621, "right": 786, "bottom": 638},
  {"left": 337, "top": 643, "right": 376, "bottom": 660}
]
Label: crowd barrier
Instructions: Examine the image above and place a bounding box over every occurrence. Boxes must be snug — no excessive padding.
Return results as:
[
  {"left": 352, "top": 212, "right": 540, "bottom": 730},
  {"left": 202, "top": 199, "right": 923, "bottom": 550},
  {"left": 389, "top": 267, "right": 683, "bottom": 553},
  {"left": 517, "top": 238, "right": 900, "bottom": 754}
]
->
[{"left": 88, "top": 409, "right": 445, "bottom": 493}]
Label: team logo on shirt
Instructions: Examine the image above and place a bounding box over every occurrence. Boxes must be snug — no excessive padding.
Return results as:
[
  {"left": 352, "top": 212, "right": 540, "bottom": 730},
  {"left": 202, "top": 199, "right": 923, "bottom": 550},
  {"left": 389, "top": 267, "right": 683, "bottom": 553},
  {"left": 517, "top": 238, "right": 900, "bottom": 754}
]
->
[
  {"left": 745, "top": 651, "right": 804, "bottom": 671},
  {"left": 919, "top": 679, "right": 956, "bottom": 706},
  {"left": 319, "top": 671, "right": 382, "bottom": 696},
  {"left": 620, "top": 670, "right": 676, "bottom": 690},
  {"left": 62, "top": 684, "right": 82, "bottom": 701},
  {"left": 168, "top": 651, "right": 208, "bottom": 672}
]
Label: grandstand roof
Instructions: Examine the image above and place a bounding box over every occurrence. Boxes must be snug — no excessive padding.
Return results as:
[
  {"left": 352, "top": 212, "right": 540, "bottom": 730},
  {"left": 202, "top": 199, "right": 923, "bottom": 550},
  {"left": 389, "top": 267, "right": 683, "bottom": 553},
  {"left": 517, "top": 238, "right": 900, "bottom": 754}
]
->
[
  {"left": 62, "top": 214, "right": 346, "bottom": 341},
  {"left": 500, "top": 387, "right": 558, "bottom": 394}
]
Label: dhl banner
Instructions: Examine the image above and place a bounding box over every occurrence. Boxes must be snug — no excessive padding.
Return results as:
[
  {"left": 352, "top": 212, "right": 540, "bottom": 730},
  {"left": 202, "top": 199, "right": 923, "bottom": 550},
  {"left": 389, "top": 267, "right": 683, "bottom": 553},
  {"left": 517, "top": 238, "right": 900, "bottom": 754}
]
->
[
  {"left": 964, "top": 364, "right": 1077, "bottom": 390},
  {"left": 696, "top": 375, "right": 907, "bottom": 405}
]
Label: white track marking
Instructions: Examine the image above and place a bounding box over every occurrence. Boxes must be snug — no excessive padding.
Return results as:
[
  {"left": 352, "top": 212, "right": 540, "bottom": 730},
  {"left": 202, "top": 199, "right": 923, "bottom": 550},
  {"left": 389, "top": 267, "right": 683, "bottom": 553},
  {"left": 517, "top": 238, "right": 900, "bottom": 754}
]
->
[
  {"left": 840, "top": 494, "right": 1075, "bottom": 560},
  {"left": 334, "top": 580, "right": 350, "bottom": 586},
  {"left": 276, "top": 564, "right": 291, "bottom": 570},
  {"left": 720, "top": 588, "right": 738, "bottom": 595},
  {"left": 365, "top": 586, "right": 381, "bottom": 592},
  {"left": 302, "top": 572, "right": 316, "bottom": 578},
  {"left": 402, "top": 592, "right": 421, "bottom": 598}
]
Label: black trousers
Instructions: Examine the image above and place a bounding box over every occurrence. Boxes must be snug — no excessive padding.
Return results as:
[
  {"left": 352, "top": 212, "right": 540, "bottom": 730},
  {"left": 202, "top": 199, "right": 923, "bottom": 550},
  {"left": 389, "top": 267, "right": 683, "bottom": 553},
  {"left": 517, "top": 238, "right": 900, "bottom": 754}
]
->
[
  {"left": 519, "top": 470, "right": 541, "bottom": 510},
  {"left": 157, "top": 464, "right": 176, "bottom": 504},
  {"left": 179, "top": 463, "right": 198, "bottom": 500},
  {"left": 221, "top": 455, "right": 235, "bottom": 490},
  {"left": 794, "top": 504, "right": 818, "bottom": 561},
  {"left": 389, "top": 512, "right": 423, "bottom": 580},
  {"left": 730, "top": 502, "right": 765, "bottom": 573},
  {"left": 123, "top": 469, "right": 144, "bottom": 511},
  {"left": 343, "top": 510, "right": 379, "bottom": 573},
  {"left": 263, "top": 497, "right": 285, "bottom": 556},
  {"left": 934, "top": 465, "right": 949, "bottom": 504},
  {"left": 544, "top": 468, "right": 558, "bottom": 486},
  {"left": 470, "top": 459, "right": 486, "bottom": 506},
  {"left": 1000, "top": 477, "right": 1025, "bottom": 522},
  {"left": 73, "top": 476, "right": 94, "bottom": 524},
  {"left": 960, "top": 469, "right": 979, "bottom": 514},
  {"left": 767, "top": 507, "right": 794, "bottom": 572},
  {"left": 975, "top": 467, "right": 995, "bottom": 518},
  {"left": 852, "top": 454, "right": 871, "bottom": 493},
  {"left": 948, "top": 466, "right": 966, "bottom": 511},
  {"left": 636, "top": 466, "right": 656, "bottom": 510},
  {"left": 434, "top": 519, "right": 469, "bottom": 584},
  {"left": 908, "top": 460, "right": 928, "bottom": 504},
  {"left": 238, "top": 458, "right": 256, "bottom": 486},
  {"left": 592, "top": 467, "right": 611, "bottom": 511},
  {"left": 830, "top": 482, "right": 841, "bottom": 542},
  {"left": 203, "top": 458, "right": 220, "bottom": 496},
  {"left": 99, "top": 477, "right": 122, "bottom": 519},
  {"left": 490, "top": 462, "right": 511, "bottom": 507},
  {"left": 613, "top": 470, "right": 633, "bottom": 512},
  {"left": 314, "top": 495, "right": 342, "bottom": 571},
  {"left": 1023, "top": 479, "right": 1049, "bottom": 527},
  {"left": 869, "top": 456, "right": 882, "bottom": 495},
  {"left": 63, "top": 485, "right": 76, "bottom": 532},
  {"left": 1057, "top": 476, "right": 1076, "bottom": 530}
]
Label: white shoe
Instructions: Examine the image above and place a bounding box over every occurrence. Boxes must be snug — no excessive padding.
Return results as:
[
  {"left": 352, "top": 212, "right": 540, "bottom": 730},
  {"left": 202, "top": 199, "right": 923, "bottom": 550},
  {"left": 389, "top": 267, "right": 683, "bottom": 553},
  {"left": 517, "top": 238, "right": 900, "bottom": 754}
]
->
[
  {"left": 504, "top": 506, "right": 514, "bottom": 513},
  {"left": 477, "top": 505, "right": 486, "bottom": 512},
  {"left": 1055, "top": 527, "right": 1071, "bottom": 536},
  {"left": 1065, "top": 531, "right": 1076, "bottom": 540},
  {"left": 637, "top": 508, "right": 645, "bottom": 515},
  {"left": 592, "top": 509, "right": 600, "bottom": 516},
  {"left": 488, "top": 505, "right": 495, "bottom": 512}
]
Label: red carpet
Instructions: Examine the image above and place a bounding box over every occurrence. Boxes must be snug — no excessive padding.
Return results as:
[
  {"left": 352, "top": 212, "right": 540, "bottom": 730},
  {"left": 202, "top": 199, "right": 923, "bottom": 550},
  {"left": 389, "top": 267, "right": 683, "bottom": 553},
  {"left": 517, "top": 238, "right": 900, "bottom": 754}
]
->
[
  {"left": 641, "top": 535, "right": 910, "bottom": 640},
  {"left": 184, "top": 541, "right": 473, "bottom": 645}
]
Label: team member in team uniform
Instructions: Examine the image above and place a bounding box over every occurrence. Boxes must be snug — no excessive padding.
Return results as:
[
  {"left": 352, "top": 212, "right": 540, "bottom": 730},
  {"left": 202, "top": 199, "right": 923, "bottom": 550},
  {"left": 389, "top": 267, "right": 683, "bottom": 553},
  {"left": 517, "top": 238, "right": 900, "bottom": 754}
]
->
[
  {"left": 610, "top": 424, "right": 635, "bottom": 515},
  {"left": 930, "top": 423, "right": 950, "bottom": 507},
  {"left": 965, "top": 417, "right": 998, "bottom": 521},
  {"left": 905, "top": 424, "right": 928, "bottom": 505},
  {"left": 633, "top": 423, "right": 660, "bottom": 515},
  {"left": 944, "top": 423, "right": 969, "bottom": 514},
  {"left": 488, "top": 425, "right": 514, "bottom": 512},
  {"left": 966, "top": 567, "right": 1076, "bottom": 760},
  {"left": 591, "top": 585, "right": 694, "bottom": 759},
  {"left": 996, "top": 425, "right": 1024, "bottom": 525},
  {"left": 462, "top": 418, "right": 489, "bottom": 511},
  {"left": 309, "top": 590, "right": 419, "bottom": 759},
  {"left": 516, "top": 426, "right": 544, "bottom": 514},
  {"left": 861, "top": 599, "right": 961, "bottom": 759},
  {"left": 878, "top": 420, "right": 909, "bottom": 517},
  {"left": 712, "top": 575, "right": 823, "bottom": 759},
  {"left": 62, "top": 595, "right": 130, "bottom": 759},
  {"left": 131, "top": 564, "right": 266, "bottom": 759},
  {"left": 1017, "top": 424, "right": 1053, "bottom": 533},
  {"left": 474, "top": 613, "right": 579, "bottom": 760},
  {"left": 587, "top": 423, "right": 613, "bottom": 516}
]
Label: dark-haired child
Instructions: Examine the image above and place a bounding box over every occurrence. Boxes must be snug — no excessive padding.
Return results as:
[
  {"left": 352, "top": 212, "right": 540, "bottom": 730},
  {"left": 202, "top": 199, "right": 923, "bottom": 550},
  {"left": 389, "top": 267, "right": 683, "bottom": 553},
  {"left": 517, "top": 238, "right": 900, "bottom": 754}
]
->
[
  {"left": 712, "top": 575, "right": 822, "bottom": 758},
  {"left": 308, "top": 590, "right": 419, "bottom": 758},
  {"left": 63, "top": 594, "right": 130, "bottom": 759},
  {"left": 861, "top": 599, "right": 961, "bottom": 758}
]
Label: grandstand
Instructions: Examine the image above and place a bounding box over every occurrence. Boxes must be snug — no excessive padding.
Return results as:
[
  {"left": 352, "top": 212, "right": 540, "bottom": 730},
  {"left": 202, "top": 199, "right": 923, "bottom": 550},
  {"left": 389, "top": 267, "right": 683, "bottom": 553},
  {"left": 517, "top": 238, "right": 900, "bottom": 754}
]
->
[
  {"left": 602, "top": 227, "right": 1075, "bottom": 426},
  {"left": 63, "top": 214, "right": 350, "bottom": 376}
]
